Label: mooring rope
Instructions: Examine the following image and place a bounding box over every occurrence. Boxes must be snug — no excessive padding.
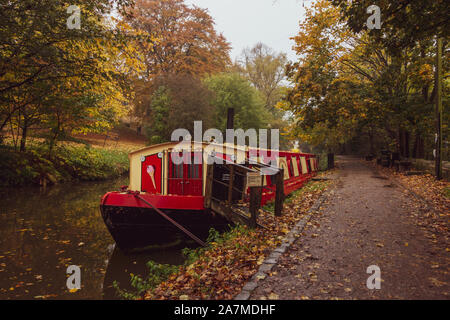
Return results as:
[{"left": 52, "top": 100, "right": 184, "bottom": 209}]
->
[{"left": 127, "top": 190, "right": 206, "bottom": 247}]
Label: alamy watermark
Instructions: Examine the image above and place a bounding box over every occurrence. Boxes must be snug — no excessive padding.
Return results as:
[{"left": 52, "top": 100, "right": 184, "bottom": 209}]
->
[
  {"left": 366, "top": 265, "right": 381, "bottom": 289},
  {"left": 66, "top": 265, "right": 81, "bottom": 291},
  {"left": 345, "top": 1, "right": 381, "bottom": 30},
  {"left": 170, "top": 121, "right": 280, "bottom": 175},
  {"left": 366, "top": 5, "right": 381, "bottom": 30},
  {"left": 67, "top": 5, "right": 81, "bottom": 30}
]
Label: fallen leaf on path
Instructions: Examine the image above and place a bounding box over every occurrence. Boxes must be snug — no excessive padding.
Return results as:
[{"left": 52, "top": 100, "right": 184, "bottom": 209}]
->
[
  {"left": 268, "top": 292, "right": 279, "bottom": 300},
  {"left": 429, "top": 278, "right": 446, "bottom": 287},
  {"left": 256, "top": 255, "right": 265, "bottom": 265}
]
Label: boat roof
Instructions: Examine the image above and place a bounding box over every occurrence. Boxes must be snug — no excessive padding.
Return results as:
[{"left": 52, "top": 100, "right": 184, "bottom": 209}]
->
[{"left": 128, "top": 141, "right": 315, "bottom": 157}]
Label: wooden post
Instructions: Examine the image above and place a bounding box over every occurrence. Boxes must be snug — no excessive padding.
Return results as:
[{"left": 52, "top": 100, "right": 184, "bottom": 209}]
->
[
  {"left": 435, "top": 38, "right": 443, "bottom": 180},
  {"left": 327, "top": 153, "right": 334, "bottom": 170},
  {"left": 274, "top": 168, "right": 284, "bottom": 216},
  {"left": 204, "top": 164, "right": 214, "bottom": 209},
  {"left": 227, "top": 165, "right": 234, "bottom": 203},
  {"left": 249, "top": 186, "right": 262, "bottom": 228}
]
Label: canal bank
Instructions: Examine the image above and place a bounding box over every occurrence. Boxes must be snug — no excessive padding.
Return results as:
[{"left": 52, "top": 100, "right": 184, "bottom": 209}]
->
[
  {"left": 0, "top": 143, "right": 130, "bottom": 188},
  {"left": 141, "top": 177, "right": 333, "bottom": 300}
]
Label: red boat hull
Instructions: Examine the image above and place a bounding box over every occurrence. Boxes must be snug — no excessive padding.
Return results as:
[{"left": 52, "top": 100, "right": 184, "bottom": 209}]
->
[{"left": 100, "top": 194, "right": 229, "bottom": 250}]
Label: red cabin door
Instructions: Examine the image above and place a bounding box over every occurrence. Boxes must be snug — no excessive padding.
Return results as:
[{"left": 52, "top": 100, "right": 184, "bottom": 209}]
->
[
  {"left": 141, "top": 153, "right": 162, "bottom": 194},
  {"left": 185, "top": 152, "right": 203, "bottom": 196},
  {"left": 168, "top": 152, "right": 203, "bottom": 196},
  {"left": 169, "top": 152, "right": 185, "bottom": 195}
]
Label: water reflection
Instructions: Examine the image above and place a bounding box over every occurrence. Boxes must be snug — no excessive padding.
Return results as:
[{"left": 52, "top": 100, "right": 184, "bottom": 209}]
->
[{"left": 0, "top": 177, "right": 187, "bottom": 299}]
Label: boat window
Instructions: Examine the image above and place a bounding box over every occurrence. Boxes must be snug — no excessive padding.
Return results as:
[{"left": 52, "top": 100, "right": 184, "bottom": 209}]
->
[
  {"left": 188, "top": 163, "right": 200, "bottom": 179},
  {"left": 172, "top": 162, "right": 183, "bottom": 178},
  {"left": 289, "top": 158, "right": 295, "bottom": 176},
  {"left": 188, "top": 153, "right": 200, "bottom": 179},
  {"left": 291, "top": 156, "right": 299, "bottom": 176}
]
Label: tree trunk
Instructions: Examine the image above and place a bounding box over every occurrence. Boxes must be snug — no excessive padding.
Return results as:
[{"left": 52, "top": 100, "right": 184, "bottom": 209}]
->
[
  {"left": 369, "top": 129, "right": 375, "bottom": 154},
  {"left": 48, "top": 123, "right": 61, "bottom": 157},
  {"left": 48, "top": 130, "right": 59, "bottom": 157},
  {"left": 20, "top": 123, "right": 27, "bottom": 152},
  {"left": 412, "top": 134, "right": 425, "bottom": 159},
  {"left": 412, "top": 134, "right": 418, "bottom": 158},
  {"left": 398, "top": 128, "right": 403, "bottom": 156},
  {"left": 404, "top": 130, "right": 410, "bottom": 158},
  {"left": 418, "top": 136, "right": 424, "bottom": 159},
  {"left": 398, "top": 128, "right": 410, "bottom": 158},
  {"left": 0, "top": 113, "right": 12, "bottom": 133}
]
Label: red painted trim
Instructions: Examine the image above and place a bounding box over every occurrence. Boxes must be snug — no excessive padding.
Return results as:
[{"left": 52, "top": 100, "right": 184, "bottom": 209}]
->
[
  {"left": 101, "top": 192, "right": 110, "bottom": 206},
  {"left": 102, "top": 192, "right": 205, "bottom": 211}
]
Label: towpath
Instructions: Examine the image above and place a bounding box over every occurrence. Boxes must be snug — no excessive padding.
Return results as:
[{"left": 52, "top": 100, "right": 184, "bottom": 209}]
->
[{"left": 250, "top": 156, "right": 449, "bottom": 299}]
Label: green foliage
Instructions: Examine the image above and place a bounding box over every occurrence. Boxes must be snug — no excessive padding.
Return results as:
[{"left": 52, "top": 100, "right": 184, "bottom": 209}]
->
[
  {"left": 56, "top": 145, "right": 129, "bottom": 180},
  {"left": 144, "top": 86, "right": 171, "bottom": 144},
  {"left": 138, "top": 74, "right": 215, "bottom": 144},
  {"left": 317, "top": 152, "right": 329, "bottom": 171},
  {"left": 181, "top": 246, "right": 205, "bottom": 267},
  {"left": 0, "top": 142, "right": 129, "bottom": 187},
  {"left": 181, "top": 228, "right": 222, "bottom": 266},
  {"left": 443, "top": 187, "right": 450, "bottom": 200},
  {"left": 114, "top": 261, "right": 178, "bottom": 299},
  {"left": 204, "top": 73, "right": 269, "bottom": 132},
  {"left": 263, "top": 180, "right": 330, "bottom": 213},
  {"left": 282, "top": 180, "right": 330, "bottom": 207},
  {"left": 184, "top": 225, "right": 251, "bottom": 261}
]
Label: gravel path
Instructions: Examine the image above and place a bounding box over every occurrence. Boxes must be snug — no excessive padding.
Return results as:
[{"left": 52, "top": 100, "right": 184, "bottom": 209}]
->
[{"left": 250, "top": 156, "right": 449, "bottom": 300}]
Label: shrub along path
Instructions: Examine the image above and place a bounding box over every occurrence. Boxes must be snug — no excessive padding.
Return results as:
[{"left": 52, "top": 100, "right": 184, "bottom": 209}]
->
[{"left": 250, "top": 156, "right": 449, "bottom": 300}]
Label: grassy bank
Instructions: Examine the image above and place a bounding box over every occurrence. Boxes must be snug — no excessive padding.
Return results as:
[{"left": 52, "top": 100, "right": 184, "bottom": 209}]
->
[
  {"left": 113, "top": 178, "right": 332, "bottom": 300},
  {"left": 0, "top": 141, "right": 130, "bottom": 187}
]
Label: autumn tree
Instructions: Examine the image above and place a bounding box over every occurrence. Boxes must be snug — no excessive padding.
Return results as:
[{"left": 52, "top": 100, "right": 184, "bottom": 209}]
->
[
  {"left": 330, "top": 0, "right": 449, "bottom": 158},
  {"left": 126, "top": 0, "right": 231, "bottom": 78},
  {"left": 331, "top": 0, "right": 449, "bottom": 50},
  {"left": 0, "top": 0, "right": 145, "bottom": 151},
  {"left": 282, "top": 0, "right": 357, "bottom": 152},
  {"left": 237, "top": 43, "right": 288, "bottom": 112},
  {"left": 140, "top": 74, "right": 215, "bottom": 144},
  {"left": 235, "top": 43, "right": 294, "bottom": 149},
  {"left": 285, "top": 0, "right": 448, "bottom": 158}
]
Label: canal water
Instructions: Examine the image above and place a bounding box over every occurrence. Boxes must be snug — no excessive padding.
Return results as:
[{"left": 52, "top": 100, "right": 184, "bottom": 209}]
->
[{"left": 0, "top": 177, "right": 187, "bottom": 299}]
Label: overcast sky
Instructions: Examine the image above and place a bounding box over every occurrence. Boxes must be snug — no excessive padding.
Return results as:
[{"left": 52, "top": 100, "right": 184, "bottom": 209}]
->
[{"left": 185, "top": 0, "right": 308, "bottom": 63}]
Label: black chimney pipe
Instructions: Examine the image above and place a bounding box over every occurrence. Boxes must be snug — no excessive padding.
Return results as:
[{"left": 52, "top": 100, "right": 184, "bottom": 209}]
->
[{"left": 226, "top": 108, "right": 234, "bottom": 130}]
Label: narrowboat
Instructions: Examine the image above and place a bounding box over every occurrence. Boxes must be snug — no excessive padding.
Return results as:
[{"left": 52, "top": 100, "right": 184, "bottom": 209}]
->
[{"left": 100, "top": 141, "right": 318, "bottom": 250}]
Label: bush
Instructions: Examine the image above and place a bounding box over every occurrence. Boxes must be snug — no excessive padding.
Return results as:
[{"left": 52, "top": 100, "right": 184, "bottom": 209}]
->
[
  {"left": 0, "top": 143, "right": 129, "bottom": 187},
  {"left": 114, "top": 261, "right": 179, "bottom": 299}
]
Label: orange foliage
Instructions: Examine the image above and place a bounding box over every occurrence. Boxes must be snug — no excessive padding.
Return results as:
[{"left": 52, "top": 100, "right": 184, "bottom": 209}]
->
[{"left": 126, "top": 0, "right": 231, "bottom": 77}]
